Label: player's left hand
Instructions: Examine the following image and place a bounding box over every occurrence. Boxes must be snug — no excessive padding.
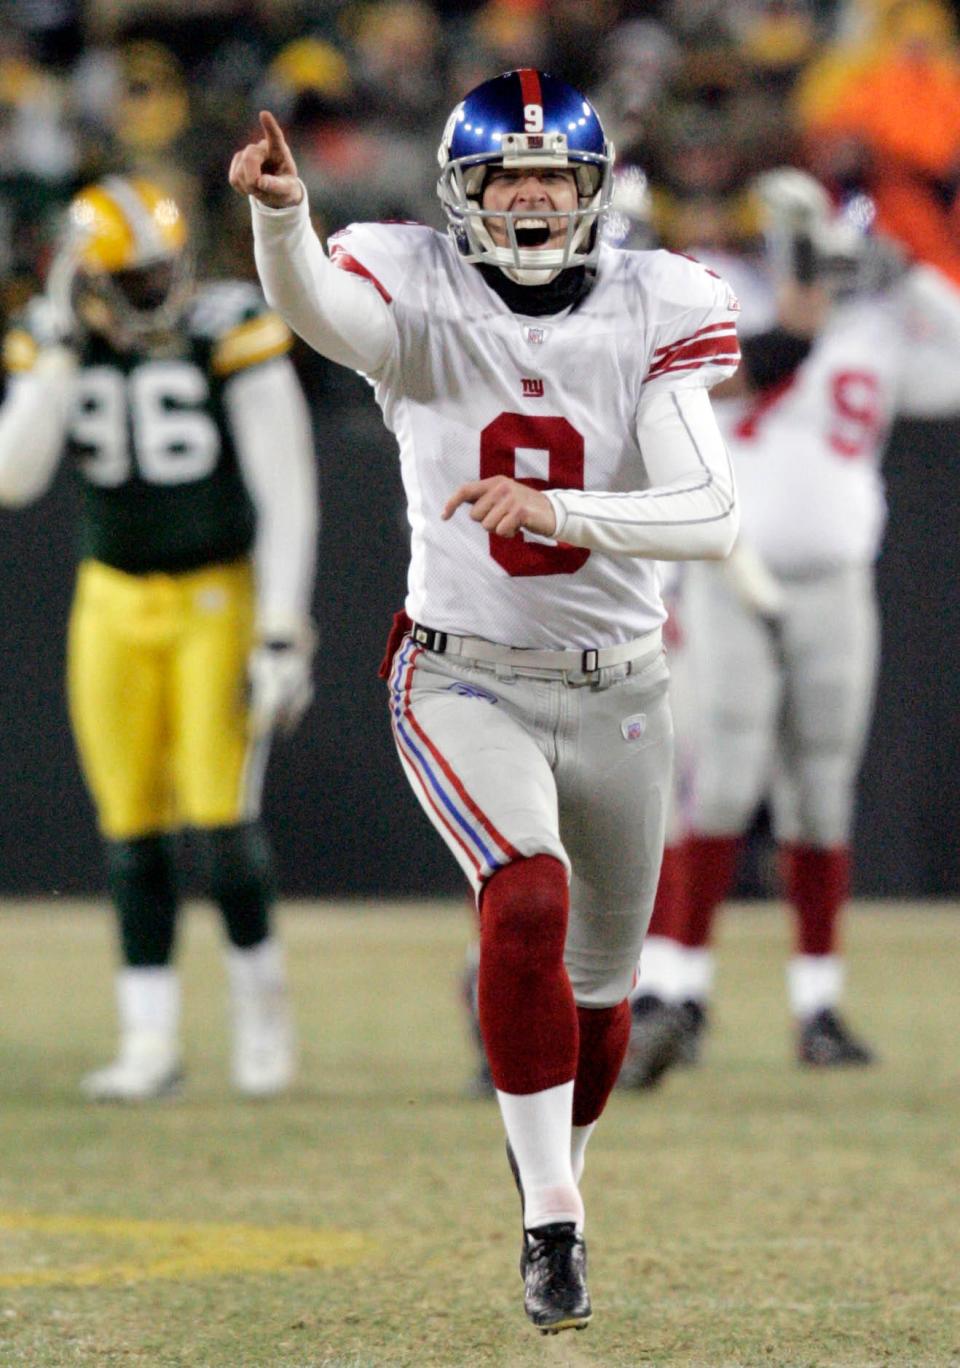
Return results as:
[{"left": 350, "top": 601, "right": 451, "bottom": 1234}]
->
[
  {"left": 442, "top": 476, "right": 557, "bottom": 539},
  {"left": 248, "top": 634, "right": 315, "bottom": 737}
]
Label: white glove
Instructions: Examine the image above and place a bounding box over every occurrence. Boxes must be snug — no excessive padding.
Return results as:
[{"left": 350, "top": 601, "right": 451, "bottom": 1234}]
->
[
  {"left": 22, "top": 294, "right": 74, "bottom": 354},
  {"left": 248, "top": 633, "right": 315, "bottom": 737}
]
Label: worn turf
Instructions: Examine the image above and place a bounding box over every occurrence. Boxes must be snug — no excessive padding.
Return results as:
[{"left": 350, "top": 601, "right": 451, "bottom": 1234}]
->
[{"left": 0, "top": 899, "right": 957, "bottom": 1367}]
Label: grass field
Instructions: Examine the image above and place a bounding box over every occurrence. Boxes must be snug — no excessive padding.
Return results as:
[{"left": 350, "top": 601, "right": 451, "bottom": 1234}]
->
[{"left": 0, "top": 899, "right": 958, "bottom": 1368}]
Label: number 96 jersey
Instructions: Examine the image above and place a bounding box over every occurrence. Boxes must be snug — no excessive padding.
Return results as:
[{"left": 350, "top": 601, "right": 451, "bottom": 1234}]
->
[
  {"left": 5, "top": 281, "right": 292, "bottom": 574},
  {"left": 328, "top": 223, "right": 739, "bottom": 650}
]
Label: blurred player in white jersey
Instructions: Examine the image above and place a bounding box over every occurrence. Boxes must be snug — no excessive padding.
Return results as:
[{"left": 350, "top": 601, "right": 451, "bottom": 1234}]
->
[
  {"left": 230, "top": 70, "right": 740, "bottom": 1333},
  {"left": 622, "top": 169, "right": 960, "bottom": 1085}
]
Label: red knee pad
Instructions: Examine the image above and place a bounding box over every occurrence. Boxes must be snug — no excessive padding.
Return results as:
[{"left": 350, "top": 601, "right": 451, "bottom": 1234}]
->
[
  {"left": 477, "top": 854, "right": 577, "bottom": 1094},
  {"left": 479, "top": 854, "right": 568, "bottom": 967}
]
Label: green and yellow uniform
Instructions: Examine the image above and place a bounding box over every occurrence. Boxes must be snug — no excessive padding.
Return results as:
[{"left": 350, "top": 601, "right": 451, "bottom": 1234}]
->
[{"left": 5, "top": 283, "right": 293, "bottom": 838}]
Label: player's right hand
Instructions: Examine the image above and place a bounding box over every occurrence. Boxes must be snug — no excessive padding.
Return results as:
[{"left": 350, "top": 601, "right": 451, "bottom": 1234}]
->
[{"left": 229, "top": 111, "right": 303, "bottom": 209}]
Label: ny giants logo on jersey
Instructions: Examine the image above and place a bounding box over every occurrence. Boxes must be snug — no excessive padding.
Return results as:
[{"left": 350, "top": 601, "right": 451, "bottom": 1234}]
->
[{"left": 521, "top": 378, "right": 544, "bottom": 398}]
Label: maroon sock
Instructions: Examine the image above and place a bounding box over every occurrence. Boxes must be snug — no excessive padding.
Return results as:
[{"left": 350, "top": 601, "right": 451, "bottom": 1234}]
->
[
  {"left": 782, "top": 844, "right": 850, "bottom": 956},
  {"left": 646, "top": 844, "right": 686, "bottom": 939},
  {"left": 680, "top": 834, "right": 741, "bottom": 948},
  {"left": 572, "top": 1000, "right": 631, "bottom": 1126},
  {"left": 478, "top": 855, "right": 577, "bottom": 1095}
]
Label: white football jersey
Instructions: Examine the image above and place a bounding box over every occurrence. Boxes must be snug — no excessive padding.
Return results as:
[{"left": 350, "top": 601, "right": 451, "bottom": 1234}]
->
[
  {"left": 702, "top": 255, "right": 960, "bottom": 574},
  {"left": 715, "top": 292, "right": 900, "bottom": 572},
  {"left": 328, "top": 224, "right": 739, "bottom": 648}
]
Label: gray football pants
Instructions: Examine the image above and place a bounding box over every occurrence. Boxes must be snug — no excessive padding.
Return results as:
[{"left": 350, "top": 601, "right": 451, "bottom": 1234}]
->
[
  {"left": 684, "top": 561, "right": 879, "bottom": 846},
  {"left": 387, "top": 635, "right": 673, "bottom": 1007}
]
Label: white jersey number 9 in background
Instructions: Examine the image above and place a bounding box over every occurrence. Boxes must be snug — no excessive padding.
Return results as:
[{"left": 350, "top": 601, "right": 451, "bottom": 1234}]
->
[{"left": 71, "top": 361, "right": 221, "bottom": 488}]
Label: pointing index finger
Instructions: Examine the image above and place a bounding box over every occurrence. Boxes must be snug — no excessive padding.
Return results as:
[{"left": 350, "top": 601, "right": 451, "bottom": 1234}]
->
[{"left": 259, "top": 110, "right": 286, "bottom": 156}]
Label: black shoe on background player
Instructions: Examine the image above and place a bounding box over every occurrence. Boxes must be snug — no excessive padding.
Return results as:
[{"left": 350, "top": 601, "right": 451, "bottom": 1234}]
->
[
  {"left": 675, "top": 997, "right": 708, "bottom": 1066},
  {"left": 618, "top": 993, "right": 688, "bottom": 1089},
  {"left": 798, "top": 1008, "right": 876, "bottom": 1066}
]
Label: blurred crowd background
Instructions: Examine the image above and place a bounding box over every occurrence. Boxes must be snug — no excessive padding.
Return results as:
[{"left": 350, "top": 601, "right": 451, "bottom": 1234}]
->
[
  {"left": 2, "top": 0, "right": 959, "bottom": 898},
  {"left": 6, "top": 0, "right": 960, "bottom": 313}
]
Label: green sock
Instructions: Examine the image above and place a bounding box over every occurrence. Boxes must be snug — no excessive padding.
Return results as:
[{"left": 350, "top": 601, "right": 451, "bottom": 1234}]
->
[
  {"left": 105, "top": 834, "right": 179, "bottom": 967},
  {"left": 195, "top": 821, "right": 276, "bottom": 949}
]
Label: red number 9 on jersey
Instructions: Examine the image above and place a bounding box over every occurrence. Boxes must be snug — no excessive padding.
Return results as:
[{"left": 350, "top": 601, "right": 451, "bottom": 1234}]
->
[{"left": 480, "top": 412, "right": 591, "bottom": 578}]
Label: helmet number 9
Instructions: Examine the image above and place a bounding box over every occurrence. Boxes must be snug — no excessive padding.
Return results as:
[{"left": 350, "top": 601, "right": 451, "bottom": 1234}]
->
[
  {"left": 72, "top": 361, "right": 220, "bottom": 487},
  {"left": 523, "top": 104, "right": 543, "bottom": 133}
]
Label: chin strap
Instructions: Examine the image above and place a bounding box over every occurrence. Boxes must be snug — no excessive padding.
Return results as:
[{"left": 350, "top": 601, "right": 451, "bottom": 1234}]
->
[{"left": 476, "top": 262, "right": 595, "bottom": 317}]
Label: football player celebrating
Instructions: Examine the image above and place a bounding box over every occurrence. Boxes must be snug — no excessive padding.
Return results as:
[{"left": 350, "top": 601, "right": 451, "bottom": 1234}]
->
[
  {"left": 621, "top": 169, "right": 960, "bottom": 1083},
  {"left": 230, "top": 72, "right": 740, "bottom": 1333},
  {"left": 0, "top": 177, "right": 318, "bottom": 1101}
]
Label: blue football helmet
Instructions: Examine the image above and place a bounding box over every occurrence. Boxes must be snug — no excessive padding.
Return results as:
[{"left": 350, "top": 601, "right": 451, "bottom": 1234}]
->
[{"left": 437, "top": 69, "right": 615, "bottom": 284}]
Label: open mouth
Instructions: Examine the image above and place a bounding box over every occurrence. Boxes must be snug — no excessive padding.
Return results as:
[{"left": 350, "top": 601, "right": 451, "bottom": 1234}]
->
[{"left": 515, "top": 217, "right": 551, "bottom": 247}]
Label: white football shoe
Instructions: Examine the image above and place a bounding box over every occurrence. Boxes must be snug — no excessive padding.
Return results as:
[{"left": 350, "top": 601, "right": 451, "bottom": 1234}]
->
[
  {"left": 81, "top": 1034, "right": 183, "bottom": 1102},
  {"left": 227, "top": 939, "right": 296, "bottom": 1097}
]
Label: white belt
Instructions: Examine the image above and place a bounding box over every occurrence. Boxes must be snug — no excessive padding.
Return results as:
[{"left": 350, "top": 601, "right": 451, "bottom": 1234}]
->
[{"left": 409, "top": 622, "right": 662, "bottom": 677}]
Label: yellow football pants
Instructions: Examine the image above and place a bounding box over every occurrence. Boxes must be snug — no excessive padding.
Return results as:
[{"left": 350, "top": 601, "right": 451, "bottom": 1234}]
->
[{"left": 67, "top": 558, "right": 265, "bottom": 840}]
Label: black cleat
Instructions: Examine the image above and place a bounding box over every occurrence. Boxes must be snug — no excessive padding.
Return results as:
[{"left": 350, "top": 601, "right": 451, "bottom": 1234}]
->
[
  {"left": 798, "top": 1008, "right": 877, "bottom": 1067},
  {"left": 617, "top": 993, "right": 688, "bottom": 1089},
  {"left": 675, "top": 997, "right": 708, "bottom": 1067},
  {"left": 523, "top": 1222, "right": 592, "bottom": 1334}
]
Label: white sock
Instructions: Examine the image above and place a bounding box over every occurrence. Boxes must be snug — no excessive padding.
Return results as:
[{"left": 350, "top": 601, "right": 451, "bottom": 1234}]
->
[
  {"left": 633, "top": 934, "right": 682, "bottom": 1001},
  {"left": 117, "top": 966, "right": 179, "bottom": 1054},
  {"left": 225, "top": 936, "right": 286, "bottom": 998},
  {"left": 497, "top": 1081, "right": 583, "bottom": 1231},
  {"left": 571, "top": 1122, "right": 596, "bottom": 1185},
  {"left": 633, "top": 936, "right": 714, "bottom": 1007},
  {"left": 674, "top": 945, "right": 714, "bottom": 1004},
  {"left": 787, "top": 954, "right": 843, "bottom": 1019}
]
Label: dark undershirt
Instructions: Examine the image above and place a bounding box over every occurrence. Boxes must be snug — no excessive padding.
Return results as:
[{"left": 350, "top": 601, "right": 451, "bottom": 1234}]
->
[{"left": 476, "top": 261, "right": 595, "bottom": 317}]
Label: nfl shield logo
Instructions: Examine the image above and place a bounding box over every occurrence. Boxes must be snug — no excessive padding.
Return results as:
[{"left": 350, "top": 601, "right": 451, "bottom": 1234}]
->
[
  {"left": 621, "top": 714, "right": 647, "bottom": 741},
  {"left": 524, "top": 326, "right": 546, "bottom": 345}
]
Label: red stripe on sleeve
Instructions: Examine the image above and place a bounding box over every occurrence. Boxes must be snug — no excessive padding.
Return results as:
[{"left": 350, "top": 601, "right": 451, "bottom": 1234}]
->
[
  {"left": 518, "top": 68, "right": 542, "bottom": 108},
  {"left": 647, "top": 333, "right": 740, "bottom": 379},
  {"left": 330, "top": 249, "right": 393, "bottom": 304},
  {"left": 652, "top": 322, "right": 733, "bottom": 358}
]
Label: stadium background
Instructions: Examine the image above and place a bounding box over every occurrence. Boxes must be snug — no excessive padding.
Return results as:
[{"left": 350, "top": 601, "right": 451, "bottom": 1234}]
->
[{"left": 1, "top": 0, "right": 957, "bottom": 899}]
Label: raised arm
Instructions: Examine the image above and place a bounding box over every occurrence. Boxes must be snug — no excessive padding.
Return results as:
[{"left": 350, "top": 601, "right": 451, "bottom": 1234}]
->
[{"left": 229, "top": 112, "right": 394, "bottom": 376}]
